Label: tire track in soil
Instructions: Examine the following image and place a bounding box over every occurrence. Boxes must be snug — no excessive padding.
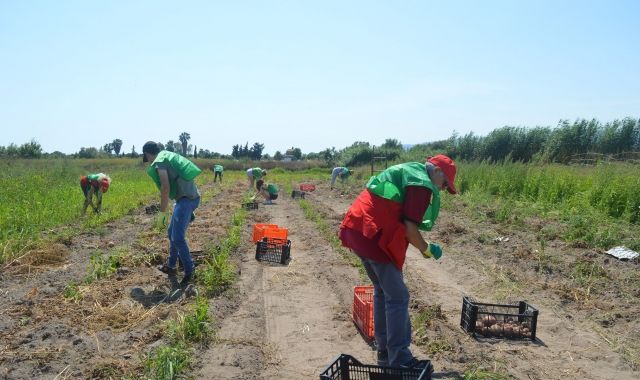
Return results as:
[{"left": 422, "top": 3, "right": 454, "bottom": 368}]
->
[
  {"left": 306, "top": 182, "right": 638, "bottom": 380},
  {"left": 194, "top": 188, "right": 374, "bottom": 379},
  {"left": 0, "top": 180, "right": 242, "bottom": 379}
]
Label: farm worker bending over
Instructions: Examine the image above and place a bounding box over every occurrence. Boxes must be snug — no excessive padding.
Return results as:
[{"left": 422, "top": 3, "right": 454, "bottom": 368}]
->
[
  {"left": 142, "top": 141, "right": 201, "bottom": 286},
  {"left": 330, "top": 166, "right": 353, "bottom": 190},
  {"left": 254, "top": 179, "right": 279, "bottom": 205},
  {"left": 338, "top": 154, "right": 457, "bottom": 368},
  {"left": 212, "top": 164, "right": 224, "bottom": 182},
  {"left": 246, "top": 167, "right": 267, "bottom": 189},
  {"left": 80, "top": 173, "right": 111, "bottom": 214}
]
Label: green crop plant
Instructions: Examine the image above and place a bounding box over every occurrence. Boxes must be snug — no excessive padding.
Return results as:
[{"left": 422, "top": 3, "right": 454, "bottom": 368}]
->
[
  {"left": 0, "top": 158, "right": 158, "bottom": 264},
  {"left": 85, "top": 250, "right": 122, "bottom": 283},
  {"left": 167, "top": 296, "right": 211, "bottom": 344},
  {"left": 63, "top": 281, "right": 82, "bottom": 303},
  {"left": 143, "top": 343, "right": 190, "bottom": 380},
  {"left": 462, "top": 368, "right": 509, "bottom": 380}
]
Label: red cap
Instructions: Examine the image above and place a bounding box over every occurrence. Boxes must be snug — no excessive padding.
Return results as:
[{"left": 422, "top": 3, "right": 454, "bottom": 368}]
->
[
  {"left": 427, "top": 154, "right": 457, "bottom": 194},
  {"left": 101, "top": 178, "right": 110, "bottom": 193}
]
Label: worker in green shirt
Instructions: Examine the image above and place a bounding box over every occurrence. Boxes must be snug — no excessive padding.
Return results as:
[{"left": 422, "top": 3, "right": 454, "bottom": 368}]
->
[
  {"left": 255, "top": 179, "right": 279, "bottom": 205},
  {"left": 212, "top": 164, "right": 224, "bottom": 182}
]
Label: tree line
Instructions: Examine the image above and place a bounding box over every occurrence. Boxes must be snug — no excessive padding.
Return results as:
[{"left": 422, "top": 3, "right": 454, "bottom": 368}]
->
[{"left": 2, "top": 118, "right": 639, "bottom": 165}]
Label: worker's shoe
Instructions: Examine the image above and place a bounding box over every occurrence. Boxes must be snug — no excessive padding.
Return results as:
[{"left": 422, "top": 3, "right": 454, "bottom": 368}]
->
[
  {"left": 399, "top": 357, "right": 430, "bottom": 370},
  {"left": 180, "top": 272, "right": 195, "bottom": 287},
  {"left": 157, "top": 264, "right": 177, "bottom": 276},
  {"left": 263, "top": 200, "right": 273, "bottom": 205},
  {"left": 376, "top": 350, "right": 389, "bottom": 366}
]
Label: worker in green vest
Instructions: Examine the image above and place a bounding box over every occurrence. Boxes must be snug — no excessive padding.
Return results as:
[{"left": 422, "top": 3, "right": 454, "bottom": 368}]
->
[
  {"left": 246, "top": 167, "right": 267, "bottom": 189},
  {"left": 255, "top": 179, "right": 279, "bottom": 205},
  {"left": 212, "top": 164, "right": 224, "bottom": 182},
  {"left": 80, "top": 173, "right": 111, "bottom": 214},
  {"left": 339, "top": 154, "right": 457, "bottom": 368},
  {"left": 142, "top": 141, "right": 201, "bottom": 286}
]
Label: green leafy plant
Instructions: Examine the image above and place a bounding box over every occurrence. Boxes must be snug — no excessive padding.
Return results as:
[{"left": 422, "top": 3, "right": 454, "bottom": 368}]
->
[{"left": 144, "top": 343, "right": 190, "bottom": 380}]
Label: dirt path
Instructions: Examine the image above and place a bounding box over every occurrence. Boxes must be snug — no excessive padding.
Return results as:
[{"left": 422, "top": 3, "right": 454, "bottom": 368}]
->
[{"left": 194, "top": 187, "right": 373, "bottom": 379}]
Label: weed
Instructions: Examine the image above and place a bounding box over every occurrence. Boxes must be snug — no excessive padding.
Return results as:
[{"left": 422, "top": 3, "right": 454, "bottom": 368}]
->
[
  {"left": 167, "top": 296, "right": 211, "bottom": 343},
  {"left": 462, "top": 368, "right": 509, "bottom": 380},
  {"left": 200, "top": 249, "right": 236, "bottom": 296},
  {"left": 426, "top": 338, "right": 453, "bottom": 356},
  {"left": 144, "top": 343, "right": 190, "bottom": 380},
  {"left": 85, "top": 251, "right": 122, "bottom": 283},
  {"left": 63, "top": 281, "right": 82, "bottom": 303}
]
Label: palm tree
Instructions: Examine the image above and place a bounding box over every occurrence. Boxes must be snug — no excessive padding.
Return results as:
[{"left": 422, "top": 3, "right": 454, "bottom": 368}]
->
[{"left": 179, "top": 132, "right": 191, "bottom": 156}]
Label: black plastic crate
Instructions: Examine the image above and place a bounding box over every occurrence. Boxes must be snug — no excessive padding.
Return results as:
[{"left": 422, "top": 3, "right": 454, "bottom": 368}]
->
[
  {"left": 255, "top": 238, "right": 291, "bottom": 265},
  {"left": 291, "top": 190, "right": 306, "bottom": 199},
  {"left": 320, "top": 354, "right": 433, "bottom": 380},
  {"left": 460, "top": 296, "right": 538, "bottom": 340},
  {"left": 243, "top": 202, "right": 259, "bottom": 210}
]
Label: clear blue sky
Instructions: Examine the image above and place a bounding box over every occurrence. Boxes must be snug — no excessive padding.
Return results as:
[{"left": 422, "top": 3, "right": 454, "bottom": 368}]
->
[{"left": 1, "top": 1, "right": 638, "bottom": 155}]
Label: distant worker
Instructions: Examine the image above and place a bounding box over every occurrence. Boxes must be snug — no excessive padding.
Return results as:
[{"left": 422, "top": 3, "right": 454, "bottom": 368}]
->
[
  {"left": 338, "top": 155, "right": 458, "bottom": 368},
  {"left": 246, "top": 167, "right": 267, "bottom": 189},
  {"left": 142, "top": 141, "right": 201, "bottom": 286},
  {"left": 331, "top": 166, "right": 353, "bottom": 190},
  {"left": 80, "top": 173, "right": 111, "bottom": 214},
  {"left": 212, "top": 164, "right": 224, "bottom": 182},
  {"left": 255, "top": 179, "right": 279, "bottom": 205}
]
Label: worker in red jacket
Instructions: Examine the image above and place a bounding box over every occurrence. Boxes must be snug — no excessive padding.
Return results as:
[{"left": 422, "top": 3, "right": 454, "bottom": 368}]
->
[{"left": 339, "top": 155, "right": 457, "bottom": 368}]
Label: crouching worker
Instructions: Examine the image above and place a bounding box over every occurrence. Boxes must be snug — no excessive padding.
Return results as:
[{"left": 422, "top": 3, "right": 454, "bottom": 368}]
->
[
  {"left": 338, "top": 155, "right": 458, "bottom": 368},
  {"left": 80, "top": 173, "right": 111, "bottom": 214},
  {"left": 255, "top": 179, "right": 278, "bottom": 205},
  {"left": 142, "top": 141, "right": 201, "bottom": 286}
]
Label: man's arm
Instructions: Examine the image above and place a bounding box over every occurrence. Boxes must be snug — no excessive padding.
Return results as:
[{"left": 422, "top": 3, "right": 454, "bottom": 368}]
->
[
  {"left": 157, "top": 168, "right": 170, "bottom": 212},
  {"left": 404, "top": 220, "right": 429, "bottom": 253}
]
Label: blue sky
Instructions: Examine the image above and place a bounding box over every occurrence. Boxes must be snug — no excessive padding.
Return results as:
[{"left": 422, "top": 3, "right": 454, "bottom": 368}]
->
[{"left": 1, "top": 1, "right": 638, "bottom": 155}]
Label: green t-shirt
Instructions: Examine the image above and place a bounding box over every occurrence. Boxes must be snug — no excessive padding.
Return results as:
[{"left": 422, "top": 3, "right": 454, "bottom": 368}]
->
[{"left": 266, "top": 183, "right": 278, "bottom": 195}]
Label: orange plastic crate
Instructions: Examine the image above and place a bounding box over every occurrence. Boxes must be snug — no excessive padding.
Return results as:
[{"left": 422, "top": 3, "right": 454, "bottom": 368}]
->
[
  {"left": 263, "top": 227, "right": 288, "bottom": 241},
  {"left": 352, "top": 285, "right": 374, "bottom": 341},
  {"left": 252, "top": 223, "right": 279, "bottom": 242}
]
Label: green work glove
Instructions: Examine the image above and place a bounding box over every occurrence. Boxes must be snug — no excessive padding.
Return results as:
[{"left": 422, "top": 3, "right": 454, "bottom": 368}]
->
[
  {"left": 421, "top": 242, "right": 443, "bottom": 260},
  {"left": 154, "top": 211, "right": 169, "bottom": 229}
]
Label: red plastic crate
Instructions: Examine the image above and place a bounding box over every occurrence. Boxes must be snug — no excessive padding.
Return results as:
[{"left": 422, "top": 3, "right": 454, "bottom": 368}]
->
[
  {"left": 299, "top": 183, "right": 316, "bottom": 192},
  {"left": 352, "top": 286, "right": 374, "bottom": 341},
  {"left": 252, "top": 223, "right": 279, "bottom": 242}
]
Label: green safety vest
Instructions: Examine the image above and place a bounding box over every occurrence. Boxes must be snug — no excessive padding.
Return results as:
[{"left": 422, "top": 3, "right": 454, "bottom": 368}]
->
[
  {"left": 366, "top": 162, "right": 440, "bottom": 231},
  {"left": 214, "top": 165, "right": 223, "bottom": 172},
  {"left": 341, "top": 167, "right": 350, "bottom": 178},
  {"left": 252, "top": 168, "right": 263, "bottom": 179},
  {"left": 146, "top": 151, "right": 202, "bottom": 200}
]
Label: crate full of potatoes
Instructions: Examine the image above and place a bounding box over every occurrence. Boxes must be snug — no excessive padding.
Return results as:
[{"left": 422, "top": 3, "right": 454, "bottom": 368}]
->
[{"left": 460, "top": 296, "right": 538, "bottom": 340}]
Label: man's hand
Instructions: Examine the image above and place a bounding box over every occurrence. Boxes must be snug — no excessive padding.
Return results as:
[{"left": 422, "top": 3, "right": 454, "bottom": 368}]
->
[
  {"left": 154, "top": 211, "right": 169, "bottom": 229},
  {"left": 421, "top": 242, "right": 443, "bottom": 260}
]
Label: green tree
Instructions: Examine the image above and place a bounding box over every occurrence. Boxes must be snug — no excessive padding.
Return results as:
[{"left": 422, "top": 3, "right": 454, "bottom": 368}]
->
[
  {"left": 166, "top": 140, "right": 176, "bottom": 152},
  {"left": 179, "top": 132, "right": 191, "bottom": 156},
  {"left": 274, "top": 150, "right": 283, "bottom": 160},
  {"left": 19, "top": 139, "right": 43, "bottom": 158},
  {"left": 111, "top": 139, "right": 123, "bottom": 156}
]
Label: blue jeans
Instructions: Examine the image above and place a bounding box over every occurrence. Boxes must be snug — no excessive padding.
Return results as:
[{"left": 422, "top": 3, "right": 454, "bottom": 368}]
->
[
  {"left": 360, "top": 257, "right": 413, "bottom": 367},
  {"left": 167, "top": 197, "right": 200, "bottom": 275}
]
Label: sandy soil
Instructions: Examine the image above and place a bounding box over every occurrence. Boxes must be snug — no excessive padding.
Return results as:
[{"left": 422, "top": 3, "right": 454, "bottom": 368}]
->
[{"left": 1, "top": 178, "right": 638, "bottom": 379}]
